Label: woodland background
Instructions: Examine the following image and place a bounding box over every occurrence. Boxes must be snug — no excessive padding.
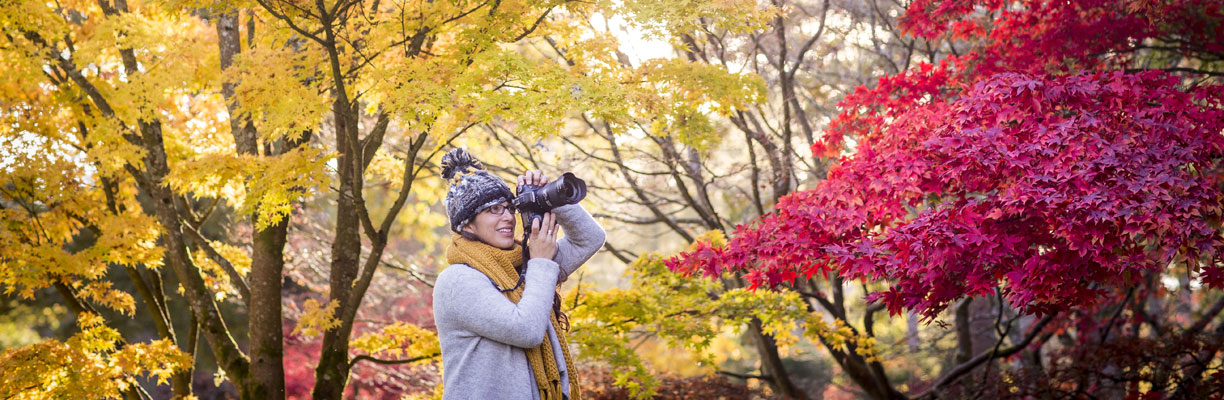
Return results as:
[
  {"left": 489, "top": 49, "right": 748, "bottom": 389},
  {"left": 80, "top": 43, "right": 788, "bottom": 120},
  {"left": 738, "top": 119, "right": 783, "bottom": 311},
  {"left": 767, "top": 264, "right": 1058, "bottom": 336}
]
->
[{"left": 1, "top": 0, "right": 1223, "bottom": 399}]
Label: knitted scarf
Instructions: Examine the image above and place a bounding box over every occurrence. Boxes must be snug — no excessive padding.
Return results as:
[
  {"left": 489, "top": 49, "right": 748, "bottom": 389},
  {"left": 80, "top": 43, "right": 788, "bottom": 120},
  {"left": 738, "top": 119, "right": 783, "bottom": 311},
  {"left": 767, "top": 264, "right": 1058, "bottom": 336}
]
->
[{"left": 446, "top": 234, "right": 581, "bottom": 400}]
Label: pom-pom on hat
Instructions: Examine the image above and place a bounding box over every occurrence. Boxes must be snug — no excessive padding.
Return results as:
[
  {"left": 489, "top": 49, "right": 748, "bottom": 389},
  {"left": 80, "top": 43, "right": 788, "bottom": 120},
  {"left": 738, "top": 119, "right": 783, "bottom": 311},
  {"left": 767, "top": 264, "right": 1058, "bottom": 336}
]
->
[{"left": 441, "top": 148, "right": 514, "bottom": 233}]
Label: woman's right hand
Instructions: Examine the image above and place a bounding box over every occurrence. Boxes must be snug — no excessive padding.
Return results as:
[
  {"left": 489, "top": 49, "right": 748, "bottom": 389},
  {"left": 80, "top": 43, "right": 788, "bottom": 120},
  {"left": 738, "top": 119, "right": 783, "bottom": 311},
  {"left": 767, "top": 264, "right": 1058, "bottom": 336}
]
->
[{"left": 528, "top": 212, "right": 558, "bottom": 260}]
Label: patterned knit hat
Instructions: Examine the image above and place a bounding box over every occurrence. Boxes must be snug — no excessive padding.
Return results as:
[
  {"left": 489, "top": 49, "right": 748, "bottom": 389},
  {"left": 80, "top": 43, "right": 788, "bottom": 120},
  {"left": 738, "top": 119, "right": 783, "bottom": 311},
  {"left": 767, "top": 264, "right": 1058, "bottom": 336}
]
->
[{"left": 441, "top": 148, "right": 514, "bottom": 233}]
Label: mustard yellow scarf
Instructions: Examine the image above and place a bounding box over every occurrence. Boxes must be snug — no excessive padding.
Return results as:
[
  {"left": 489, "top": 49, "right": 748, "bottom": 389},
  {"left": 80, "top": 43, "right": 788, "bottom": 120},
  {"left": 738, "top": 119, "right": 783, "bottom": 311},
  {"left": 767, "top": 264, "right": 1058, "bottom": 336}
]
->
[{"left": 446, "top": 234, "right": 581, "bottom": 400}]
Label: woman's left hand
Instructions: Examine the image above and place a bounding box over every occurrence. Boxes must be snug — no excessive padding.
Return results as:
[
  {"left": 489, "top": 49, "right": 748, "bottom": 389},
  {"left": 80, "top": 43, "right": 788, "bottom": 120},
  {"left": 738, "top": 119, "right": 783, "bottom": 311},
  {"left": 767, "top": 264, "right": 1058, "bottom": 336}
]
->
[{"left": 516, "top": 170, "right": 548, "bottom": 190}]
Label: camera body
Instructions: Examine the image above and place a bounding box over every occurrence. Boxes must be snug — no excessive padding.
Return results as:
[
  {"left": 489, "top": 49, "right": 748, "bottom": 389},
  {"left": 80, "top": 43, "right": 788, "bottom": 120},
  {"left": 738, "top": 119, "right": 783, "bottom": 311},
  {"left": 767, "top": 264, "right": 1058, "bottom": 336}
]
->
[{"left": 513, "top": 172, "right": 587, "bottom": 237}]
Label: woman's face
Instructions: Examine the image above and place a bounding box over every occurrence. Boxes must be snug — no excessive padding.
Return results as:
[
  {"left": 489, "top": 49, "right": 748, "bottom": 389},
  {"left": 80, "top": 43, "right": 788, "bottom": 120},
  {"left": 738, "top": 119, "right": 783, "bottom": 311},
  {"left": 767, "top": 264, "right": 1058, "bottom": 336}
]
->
[{"left": 461, "top": 201, "right": 517, "bottom": 249}]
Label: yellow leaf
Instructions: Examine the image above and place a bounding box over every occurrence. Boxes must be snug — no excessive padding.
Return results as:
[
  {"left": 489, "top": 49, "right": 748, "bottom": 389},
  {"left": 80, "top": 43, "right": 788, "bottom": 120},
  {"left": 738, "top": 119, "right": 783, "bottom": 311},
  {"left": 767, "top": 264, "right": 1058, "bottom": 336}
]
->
[{"left": 294, "top": 299, "right": 341, "bottom": 338}]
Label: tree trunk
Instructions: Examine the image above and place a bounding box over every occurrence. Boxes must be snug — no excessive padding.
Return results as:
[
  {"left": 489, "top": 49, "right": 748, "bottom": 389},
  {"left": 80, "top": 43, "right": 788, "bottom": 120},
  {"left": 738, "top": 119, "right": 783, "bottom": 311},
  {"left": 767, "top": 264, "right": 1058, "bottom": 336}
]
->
[
  {"left": 968, "top": 295, "right": 998, "bottom": 392},
  {"left": 954, "top": 298, "right": 973, "bottom": 364},
  {"left": 136, "top": 118, "right": 255, "bottom": 395},
  {"left": 312, "top": 94, "right": 361, "bottom": 399},
  {"left": 312, "top": 190, "right": 359, "bottom": 400},
  {"left": 217, "top": 9, "right": 288, "bottom": 398},
  {"left": 803, "top": 279, "right": 905, "bottom": 400},
  {"left": 749, "top": 319, "right": 809, "bottom": 399},
  {"left": 65, "top": 2, "right": 256, "bottom": 391},
  {"left": 248, "top": 219, "right": 290, "bottom": 399},
  {"left": 809, "top": 325, "right": 905, "bottom": 400}
]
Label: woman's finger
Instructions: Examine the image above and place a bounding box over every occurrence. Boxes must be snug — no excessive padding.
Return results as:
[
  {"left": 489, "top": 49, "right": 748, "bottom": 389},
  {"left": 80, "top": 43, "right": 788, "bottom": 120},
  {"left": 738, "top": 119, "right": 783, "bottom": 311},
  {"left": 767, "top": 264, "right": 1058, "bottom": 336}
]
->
[{"left": 541, "top": 213, "right": 548, "bottom": 235}]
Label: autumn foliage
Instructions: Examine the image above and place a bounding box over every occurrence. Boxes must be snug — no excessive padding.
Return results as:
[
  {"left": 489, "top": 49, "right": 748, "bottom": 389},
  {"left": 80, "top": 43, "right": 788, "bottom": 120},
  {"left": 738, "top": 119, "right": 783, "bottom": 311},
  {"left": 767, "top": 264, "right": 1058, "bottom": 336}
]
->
[
  {"left": 4, "top": 0, "right": 1224, "bottom": 398},
  {"left": 673, "top": 70, "right": 1224, "bottom": 318},
  {"left": 673, "top": 0, "right": 1224, "bottom": 316},
  {"left": 0, "top": 0, "right": 776, "bottom": 397},
  {"left": 667, "top": 0, "right": 1224, "bottom": 397},
  {"left": 578, "top": 365, "right": 765, "bottom": 400}
]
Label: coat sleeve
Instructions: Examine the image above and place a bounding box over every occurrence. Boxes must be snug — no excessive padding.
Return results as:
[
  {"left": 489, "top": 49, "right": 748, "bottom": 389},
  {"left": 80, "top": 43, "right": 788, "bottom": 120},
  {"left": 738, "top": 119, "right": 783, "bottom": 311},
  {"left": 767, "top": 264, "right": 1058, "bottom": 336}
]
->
[
  {"left": 433, "top": 258, "right": 560, "bottom": 348},
  {"left": 549, "top": 204, "right": 606, "bottom": 282}
]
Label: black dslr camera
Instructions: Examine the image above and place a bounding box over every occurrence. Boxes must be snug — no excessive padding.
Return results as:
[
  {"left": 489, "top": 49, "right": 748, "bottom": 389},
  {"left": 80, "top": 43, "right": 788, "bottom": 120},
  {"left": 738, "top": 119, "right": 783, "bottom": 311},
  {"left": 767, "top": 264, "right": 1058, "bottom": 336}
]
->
[{"left": 513, "top": 172, "right": 587, "bottom": 238}]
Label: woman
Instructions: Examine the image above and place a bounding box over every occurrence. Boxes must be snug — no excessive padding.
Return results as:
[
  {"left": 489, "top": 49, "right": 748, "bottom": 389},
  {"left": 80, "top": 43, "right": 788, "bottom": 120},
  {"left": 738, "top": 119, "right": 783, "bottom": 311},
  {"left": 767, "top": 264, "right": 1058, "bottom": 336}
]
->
[{"left": 433, "top": 148, "right": 605, "bottom": 400}]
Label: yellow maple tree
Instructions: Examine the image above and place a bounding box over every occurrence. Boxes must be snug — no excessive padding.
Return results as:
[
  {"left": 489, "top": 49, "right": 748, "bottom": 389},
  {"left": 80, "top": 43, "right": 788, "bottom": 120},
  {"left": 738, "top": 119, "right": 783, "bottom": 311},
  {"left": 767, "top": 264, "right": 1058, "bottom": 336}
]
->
[{"left": 1, "top": 0, "right": 772, "bottom": 398}]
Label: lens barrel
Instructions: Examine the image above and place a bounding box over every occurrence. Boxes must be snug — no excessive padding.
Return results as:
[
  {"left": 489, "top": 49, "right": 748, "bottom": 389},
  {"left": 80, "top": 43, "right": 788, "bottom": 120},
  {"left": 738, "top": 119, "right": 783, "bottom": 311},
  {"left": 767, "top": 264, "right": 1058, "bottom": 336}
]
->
[
  {"left": 514, "top": 173, "right": 587, "bottom": 238},
  {"left": 513, "top": 172, "right": 586, "bottom": 212}
]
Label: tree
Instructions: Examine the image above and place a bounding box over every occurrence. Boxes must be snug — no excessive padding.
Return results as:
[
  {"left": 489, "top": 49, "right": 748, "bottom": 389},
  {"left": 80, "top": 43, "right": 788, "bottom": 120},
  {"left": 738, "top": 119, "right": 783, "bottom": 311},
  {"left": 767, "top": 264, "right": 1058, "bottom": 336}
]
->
[
  {"left": 1, "top": 0, "right": 789, "bottom": 398},
  {"left": 0, "top": 312, "right": 191, "bottom": 399},
  {"left": 504, "top": 1, "right": 965, "bottom": 398},
  {"left": 670, "top": 0, "right": 1224, "bottom": 398},
  {"left": 0, "top": 0, "right": 674, "bottom": 398},
  {"left": 564, "top": 231, "right": 811, "bottom": 399}
]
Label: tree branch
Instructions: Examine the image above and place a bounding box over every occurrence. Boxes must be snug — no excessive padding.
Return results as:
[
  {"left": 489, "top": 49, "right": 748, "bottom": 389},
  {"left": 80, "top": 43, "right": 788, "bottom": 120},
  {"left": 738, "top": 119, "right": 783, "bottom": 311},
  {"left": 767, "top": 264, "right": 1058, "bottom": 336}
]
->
[
  {"left": 378, "top": 259, "right": 435, "bottom": 288},
  {"left": 591, "top": 213, "right": 705, "bottom": 226},
  {"left": 182, "top": 223, "right": 251, "bottom": 301},
  {"left": 375, "top": 131, "right": 431, "bottom": 237},
  {"left": 348, "top": 352, "right": 440, "bottom": 368},
  {"left": 1124, "top": 67, "right": 1224, "bottom": 77},
  {"left": 360, "top": 112, "right": 392, "bottom": 171},
  {"left": 916, "top": 313, "right": 1056, "bottom": 399},
  {"left": 717, "top": 370, "right": 772, "bottom": 381},
  {"left": 511, "top": 5, "right": 556, "bottom": 42},
  {"left": 590, "top": 115, "right": 695, "bottom": 242},
  {"left": 603, "top": 241, "right": 639, "bottom": 265},
  {"left": 1187, "top": 295, "right": 1224, "bottom": 337}
]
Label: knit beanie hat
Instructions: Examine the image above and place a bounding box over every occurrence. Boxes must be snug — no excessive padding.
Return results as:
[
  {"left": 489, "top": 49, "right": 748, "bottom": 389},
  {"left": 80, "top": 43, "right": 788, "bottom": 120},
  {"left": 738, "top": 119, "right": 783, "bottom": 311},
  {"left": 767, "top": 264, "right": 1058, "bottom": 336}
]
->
[{"left": 441, "top": 148, "right": 515, "bottom": 233}]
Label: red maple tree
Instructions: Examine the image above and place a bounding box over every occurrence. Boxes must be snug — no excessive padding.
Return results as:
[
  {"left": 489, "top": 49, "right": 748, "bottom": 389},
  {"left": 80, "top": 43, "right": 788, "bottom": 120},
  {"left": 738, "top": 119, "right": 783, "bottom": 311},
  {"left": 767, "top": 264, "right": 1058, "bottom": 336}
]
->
[
  {"left": 670, "top": 0, "right": 1224, "bottom": 397},
  {"left": 674, "top": 0, "right": 1224, "bottom": 318}
]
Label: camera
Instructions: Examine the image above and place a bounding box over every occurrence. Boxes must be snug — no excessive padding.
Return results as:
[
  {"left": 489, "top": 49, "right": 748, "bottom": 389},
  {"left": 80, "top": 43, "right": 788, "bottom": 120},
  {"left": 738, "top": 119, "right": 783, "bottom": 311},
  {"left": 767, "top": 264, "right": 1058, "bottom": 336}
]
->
[{"left": 514, "top": 172, "right": 587, "bottom": 236}]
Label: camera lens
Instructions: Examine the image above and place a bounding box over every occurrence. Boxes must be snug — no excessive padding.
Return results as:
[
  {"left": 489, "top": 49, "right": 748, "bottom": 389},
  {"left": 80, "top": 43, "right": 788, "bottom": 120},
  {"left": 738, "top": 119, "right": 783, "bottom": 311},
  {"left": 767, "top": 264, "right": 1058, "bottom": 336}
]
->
[{"left": 515, "top": 173, "right": 586, "bottom": 212}]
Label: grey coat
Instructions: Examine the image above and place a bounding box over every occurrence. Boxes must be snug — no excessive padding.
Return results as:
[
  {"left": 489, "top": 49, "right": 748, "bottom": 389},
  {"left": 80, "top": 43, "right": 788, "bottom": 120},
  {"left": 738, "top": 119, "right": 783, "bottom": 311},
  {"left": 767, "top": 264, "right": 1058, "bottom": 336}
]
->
[{"left": 433, "top": 204, "right": 606, "bottom": 399}]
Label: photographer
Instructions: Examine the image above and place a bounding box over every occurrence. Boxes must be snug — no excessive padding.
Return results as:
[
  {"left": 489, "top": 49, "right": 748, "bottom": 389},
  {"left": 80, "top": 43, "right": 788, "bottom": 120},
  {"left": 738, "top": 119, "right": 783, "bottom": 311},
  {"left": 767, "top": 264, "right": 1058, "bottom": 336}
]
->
[{"left": 432, "top": 148, "right": 605, "bottom": 400}]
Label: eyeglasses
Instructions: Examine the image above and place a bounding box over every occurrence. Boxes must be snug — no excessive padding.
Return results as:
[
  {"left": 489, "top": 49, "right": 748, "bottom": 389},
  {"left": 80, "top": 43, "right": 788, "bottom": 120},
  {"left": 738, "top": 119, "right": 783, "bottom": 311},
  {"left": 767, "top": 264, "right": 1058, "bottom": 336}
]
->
[{"left": 483, "top": 203, "right": 516, "bottom": 216}]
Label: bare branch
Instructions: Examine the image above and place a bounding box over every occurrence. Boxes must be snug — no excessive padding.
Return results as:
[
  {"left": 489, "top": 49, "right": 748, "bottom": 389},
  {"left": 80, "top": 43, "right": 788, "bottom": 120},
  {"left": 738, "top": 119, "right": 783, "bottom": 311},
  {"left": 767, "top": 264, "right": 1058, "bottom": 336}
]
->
[
  {"left": 591, "top": 213, "right": 705, "bottom": 226},
  {"left": 1188, "top": 295, "right": 1224, "bottom": 337},
  {"left": 586, "top": 114, "right": 695, "bottom": 242},
  {"left": 603, "top": 242, "right": 638, "bottom": 265},
  {"left": 916, "top": 313, "right": 1056, "bottom": 399},
  {"left": 348, "top": 352, "right": 440, "bottom": 368},
  {"left": 717, "top": 370, "right": 772, "bottom": 381}
]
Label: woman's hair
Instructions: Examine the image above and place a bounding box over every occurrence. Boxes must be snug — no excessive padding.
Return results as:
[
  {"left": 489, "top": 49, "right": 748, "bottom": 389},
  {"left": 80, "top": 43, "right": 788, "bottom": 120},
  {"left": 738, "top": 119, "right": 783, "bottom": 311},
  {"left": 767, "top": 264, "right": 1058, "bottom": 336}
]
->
[
  {"left": 458, "top": 230, "right": 482, "bottom": 242},
  {"left": 553, "top": 293, "right": 570, "bottom": 331}
]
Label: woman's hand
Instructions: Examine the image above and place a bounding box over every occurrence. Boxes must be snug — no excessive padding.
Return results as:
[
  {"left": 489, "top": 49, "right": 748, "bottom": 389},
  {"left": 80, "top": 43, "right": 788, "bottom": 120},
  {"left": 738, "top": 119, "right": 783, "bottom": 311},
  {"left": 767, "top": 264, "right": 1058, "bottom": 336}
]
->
[
  {"left": 516, "top": 170, "right": 548, "bottom": 191},
  {"left": 521, "top": 170, "right": 558, "bottom": 259},
  {"left": 528, "top": 212, "right": 558, "bottom": 260}
]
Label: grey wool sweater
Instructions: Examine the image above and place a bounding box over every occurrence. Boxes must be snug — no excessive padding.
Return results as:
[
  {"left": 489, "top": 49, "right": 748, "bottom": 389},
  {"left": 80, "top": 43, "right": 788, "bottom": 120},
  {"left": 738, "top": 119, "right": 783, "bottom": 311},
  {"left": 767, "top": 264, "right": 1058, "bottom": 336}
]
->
[{"left": 433, "top": 204, "right": 606, "bottom": 400}]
